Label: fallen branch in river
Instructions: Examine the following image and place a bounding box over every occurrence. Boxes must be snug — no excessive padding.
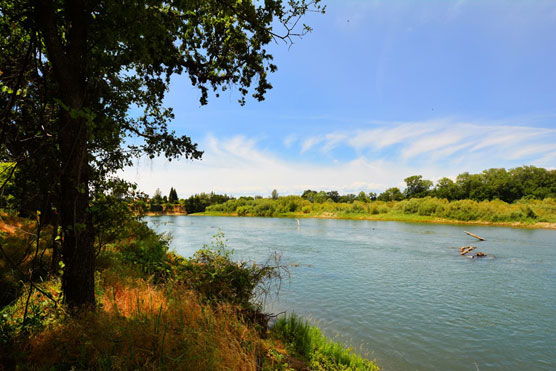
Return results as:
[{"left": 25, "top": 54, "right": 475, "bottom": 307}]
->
[
  {"left": 459, "top": 246, "right": 476, "bottom": 255},
  {"left": 464, "top": 231, "right": 485, "bottom": 241}
]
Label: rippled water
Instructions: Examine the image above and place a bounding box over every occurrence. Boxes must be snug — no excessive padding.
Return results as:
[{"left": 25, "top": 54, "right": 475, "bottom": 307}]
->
[{"left": 146, "top": 215, "right": 556, "bottom": 371}]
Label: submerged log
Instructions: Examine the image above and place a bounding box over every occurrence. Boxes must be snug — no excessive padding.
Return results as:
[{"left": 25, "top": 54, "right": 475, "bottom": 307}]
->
[
  {"left": 464, "top": 231, "right": 485, "bottom": 241},
  {"left": 459, "top": 246, "right": 477, "bottom": 255},
  {"left": 473, "top": 252, "right": 487, "bottom": 258}
]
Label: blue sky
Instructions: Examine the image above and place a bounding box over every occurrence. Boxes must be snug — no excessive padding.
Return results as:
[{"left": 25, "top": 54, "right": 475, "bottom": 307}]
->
[{"left": 122, "top": 0, "right": 556, "bottom": 197}]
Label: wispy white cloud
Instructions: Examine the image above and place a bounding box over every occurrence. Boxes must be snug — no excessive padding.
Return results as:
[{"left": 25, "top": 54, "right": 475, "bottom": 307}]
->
[
  {"left": 300, "top": 136, "right": 323, "bottom": 153},
  {"left": 283, "top": 134, "right": 297, "bottom": 148},
  {"left": 299, "top": 119, "right": 556, "bottom": 166},
  {"left": 322, "top": 133, "right": 348, "bottom": 153},
  {"left": 121, "top": 135, "right": 420, "bottom": 197},
  {"left": 121, "top": 118, "right": 556, "bottom": 197}
]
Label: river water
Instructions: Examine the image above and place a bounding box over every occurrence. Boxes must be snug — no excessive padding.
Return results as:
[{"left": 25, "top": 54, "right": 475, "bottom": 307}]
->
[{"left": 145, "top": 215, "right": 556, "bottom": 370}]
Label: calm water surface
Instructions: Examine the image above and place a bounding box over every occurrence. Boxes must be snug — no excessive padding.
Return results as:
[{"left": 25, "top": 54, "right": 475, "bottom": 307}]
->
[{"left": 146, "top": 216, "right": 556, "bottom": 371}]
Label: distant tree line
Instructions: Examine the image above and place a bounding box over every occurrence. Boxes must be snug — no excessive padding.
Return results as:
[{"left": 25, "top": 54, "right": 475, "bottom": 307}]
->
[
  {"left": 301, "top": 166, "right": 555, "bottom": 204},
  {"left": 128, "top": 188, "right": 231, "bottom": 214},
  {"left": 125, "top": 166, "right": 555, "bottom": 215}
]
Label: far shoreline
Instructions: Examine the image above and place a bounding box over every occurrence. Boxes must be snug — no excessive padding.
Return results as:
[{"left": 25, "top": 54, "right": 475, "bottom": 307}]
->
[{"left": 181, "top": 211, "right": 556, "bottom": 230}]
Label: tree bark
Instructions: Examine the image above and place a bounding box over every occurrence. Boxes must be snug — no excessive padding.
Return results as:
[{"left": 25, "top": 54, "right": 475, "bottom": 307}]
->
[
  {"left": 59, "top": 113, "right": 96, "bottom": 308},
  {"left": 35, "top": 0, "right": 96, "bottom": 308}
]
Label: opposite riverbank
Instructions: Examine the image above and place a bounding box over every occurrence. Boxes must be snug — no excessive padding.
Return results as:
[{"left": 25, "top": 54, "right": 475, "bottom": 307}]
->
[
  {"left": 195, "top": 211, "right": 556, "bottom": 230},
  {"left": 196, "top": 196, "right": 556, "bottom": 230}
]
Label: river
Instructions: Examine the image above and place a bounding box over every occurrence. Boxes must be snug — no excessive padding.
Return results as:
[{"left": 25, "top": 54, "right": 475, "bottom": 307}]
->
[{"left": 145, "top": 215, "right": 556, "bottom": 371}]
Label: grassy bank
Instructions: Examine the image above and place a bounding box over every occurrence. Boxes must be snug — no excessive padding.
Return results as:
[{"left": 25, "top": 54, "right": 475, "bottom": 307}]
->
[
  {"left": 200, "top": 196, "right": 556, "bottom": 229},
  {"left": 0, "top": 214, "right": 378, "bottom": 370}
]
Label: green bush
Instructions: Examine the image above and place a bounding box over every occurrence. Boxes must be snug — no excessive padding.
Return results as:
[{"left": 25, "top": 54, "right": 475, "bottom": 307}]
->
[
  {"left": 178, "top": 232, "right": 284, "bottom": 309},
  {"left": 350, "top": 201, "right": 367, "bottom": 213},
  {"left": 119, "top": 221, "right": 171, "bottom": 280},
  {"left": 237, "top": 205, "right": 251, "bottom": 216},
  {"left": 253, "top": 200, "right": 276, "bottom": 217}
]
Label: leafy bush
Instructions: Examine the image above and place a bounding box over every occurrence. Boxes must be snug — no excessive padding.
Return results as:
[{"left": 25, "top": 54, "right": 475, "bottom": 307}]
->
[
  {"left": 178, "top": 232, "right": 285, "bottom": 310},
  {"left": 237, "top": 205, "right": 251, "bottom": 216},
  {"left": 119, "top": 221, "right": 171, "bottom": 280},
  {"left": 149, "top": 204, "right": 163, "bottom": 212}
]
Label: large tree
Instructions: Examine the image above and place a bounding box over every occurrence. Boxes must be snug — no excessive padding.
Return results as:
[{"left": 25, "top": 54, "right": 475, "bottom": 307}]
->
[
  {"left": 0, "top": 0, "right": 323, "bottom": 308},
  {"left": 403, "top": 175, "right": 433, "bottom": 199}
]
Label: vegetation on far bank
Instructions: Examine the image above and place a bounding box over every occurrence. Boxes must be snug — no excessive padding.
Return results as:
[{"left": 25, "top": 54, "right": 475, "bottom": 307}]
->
[
  {"left": 201, "top": 196, "right": 556, "bottom": 227},
  {"left": 187, "top": 166, "right": 556, "bottom": 227},
  {"left": 134, "top": 166, "right": 556, "bottom": 227},
  {"left": 0, "top": 213, "right": 378, "bottom": 370}
]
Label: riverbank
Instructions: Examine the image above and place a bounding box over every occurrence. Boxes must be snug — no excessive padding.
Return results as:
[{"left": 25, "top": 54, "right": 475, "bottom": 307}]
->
[
  {"left": 144, "top": 211, "right": 187, "bottom": 216},
  {"left": 201, "top": 196, "right": 556, "bottom": 230},
  {"left": 0, "top": 214, "right": 378, "bottom": 370},
  {"left": 195, "top": 210, "right": 556, "bottom": 230}
]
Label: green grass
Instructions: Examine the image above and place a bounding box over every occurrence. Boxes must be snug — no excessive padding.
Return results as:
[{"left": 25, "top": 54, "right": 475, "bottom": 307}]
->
[{"left": 272, "top": 314, "right": 379, "bottom": 371}]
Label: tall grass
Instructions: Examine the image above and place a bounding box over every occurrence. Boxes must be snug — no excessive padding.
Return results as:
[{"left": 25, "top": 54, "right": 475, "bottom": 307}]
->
[
  {"left": 15, "top": 277, "right": 264, "bottom": 370},
  {"left": 272, "top": 314, "right": 379, "bottom": 371}
]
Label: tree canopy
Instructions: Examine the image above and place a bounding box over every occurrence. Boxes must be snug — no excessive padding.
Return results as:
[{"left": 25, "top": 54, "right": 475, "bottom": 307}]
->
[{"left": 0, "top": 0, "right": 323, "bottom": 308}]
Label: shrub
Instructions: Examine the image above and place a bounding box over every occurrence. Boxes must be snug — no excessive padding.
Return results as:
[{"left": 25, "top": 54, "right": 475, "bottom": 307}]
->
[
  {"left": 350, "top": 201, "right": 367, "bottom": 213},
  {"left": 119, "top": 221, "right": 171, "bottom": 280},
  {"left": 178, "top": 232, "right": 286, "bottom": 310},
  {"left": 149, "top": 204, "right": 163, "bottom": 212},
  {"left": 237, "top": 205, "right": 251, "bottom": 216},
  {"left": 402, "top": 199, "right": 420, "bottom": 214},
  {"left": 253, "top": 200, "right": 276, "bottom": 217}
]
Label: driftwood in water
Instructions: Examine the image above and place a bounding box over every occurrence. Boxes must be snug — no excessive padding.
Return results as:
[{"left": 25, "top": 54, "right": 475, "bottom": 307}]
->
[
  {"left": 464, "top": 231, "right": 485, "bottom": 241},
  {"left": 459, "top": 246, "right": 476, "bottom": 255},
  {"left": 472, "top": 252, "right": 487, "bottom": 258}
]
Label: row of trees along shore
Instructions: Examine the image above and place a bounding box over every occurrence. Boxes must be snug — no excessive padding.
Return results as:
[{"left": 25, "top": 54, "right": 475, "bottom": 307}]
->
[
  {"left": 129, "top": 188, "right": 233, "bottom": 214},
  {"left": 130, "top": 165, "right": 556, "bottom": 216}
]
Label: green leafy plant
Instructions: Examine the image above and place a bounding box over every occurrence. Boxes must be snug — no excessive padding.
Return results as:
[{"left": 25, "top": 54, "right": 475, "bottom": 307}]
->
[{"left": 180, "top": 231, "right": 286, "bottom": 310}]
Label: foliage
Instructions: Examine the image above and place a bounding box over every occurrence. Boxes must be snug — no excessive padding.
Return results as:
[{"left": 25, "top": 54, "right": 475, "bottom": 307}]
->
[
  {"left": 0, "top": 162, "right": 17, "bottom": 210},
  {"left": 179, "top": 231, "right": 286, "bottom": 310},
  {"left": 272, "top": 314, "right": 379, "bottom": 371},
  {"left": 205, "top": 195, "right": 556, "bottom": 225},
  {"left": 404, "top": 175, "right": 433, "bottom": 199},
  {"left": 168, "top": 187, "right": 179, "bottom": 204},
  {"left": 91, "top": 178, "right": 138, "bottom": 254},
  {"left": 119, "top": 221, "right": 172, "bottom": 281},
  {"left": 183, "top": 192, "right": 233, "bottom": 214},
  {"left": 377, "top": 187, "right": 404, "bottom": 202}
]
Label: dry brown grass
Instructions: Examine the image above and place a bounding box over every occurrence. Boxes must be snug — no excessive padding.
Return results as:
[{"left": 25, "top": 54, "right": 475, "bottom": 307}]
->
[{"left": 18, "top": 273, "right": 267, "bottom": 370}]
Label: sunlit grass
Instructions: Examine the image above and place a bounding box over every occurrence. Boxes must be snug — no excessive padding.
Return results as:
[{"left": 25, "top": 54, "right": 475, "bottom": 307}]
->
[{"left": 272, "top": 314, "right": 380, "bottom": 371}]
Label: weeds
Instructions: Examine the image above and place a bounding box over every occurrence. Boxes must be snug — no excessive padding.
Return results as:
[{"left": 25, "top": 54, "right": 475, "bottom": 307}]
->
[{"left": 272, "top": 314, "right": 380, "bottom": 371}]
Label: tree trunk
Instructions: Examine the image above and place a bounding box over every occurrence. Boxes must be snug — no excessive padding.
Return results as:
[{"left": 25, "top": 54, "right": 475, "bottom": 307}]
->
[
  {"left": 35, "top": 0, "right": 95, "bottom": 309},
  {"left": 59, "top": 112, "right": 96, "bottom": 308}
]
